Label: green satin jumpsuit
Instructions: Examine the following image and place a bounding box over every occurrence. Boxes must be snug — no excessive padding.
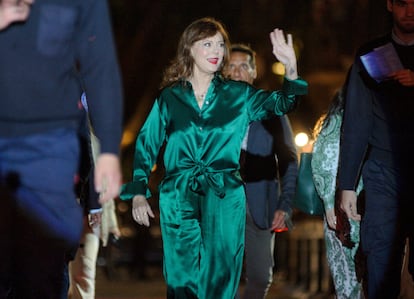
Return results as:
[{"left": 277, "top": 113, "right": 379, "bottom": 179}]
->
[{"left": 121, "top": 74, "right": 308, "bottom": 299}]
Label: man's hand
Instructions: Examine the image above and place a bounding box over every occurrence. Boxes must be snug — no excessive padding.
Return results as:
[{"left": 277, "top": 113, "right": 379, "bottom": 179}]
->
[
  {"left": 269, "top": 28, "right": 298, "bottom": 80},
  {"left": 132, "top": 195, "right": 155, "bottom": 227},
  {"left": 94, "top": 153, "right": 122, "bottom": 204},
  {"left": 0, "top": 0, "right": 34, "bottom": 30},
  {"left": 339, "top": 190, "right": 361, "bottom": 221},
  {"left": 389, "top": 69, "right": 414, "bottom": 87},
  {"left": 270, "top": 210, "right": 287, "bottom": 231}
]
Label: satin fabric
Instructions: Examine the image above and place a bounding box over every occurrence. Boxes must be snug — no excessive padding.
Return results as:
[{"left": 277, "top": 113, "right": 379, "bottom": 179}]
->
[{"left": 121, "top": 74, "right": 307, "bottom": 299}]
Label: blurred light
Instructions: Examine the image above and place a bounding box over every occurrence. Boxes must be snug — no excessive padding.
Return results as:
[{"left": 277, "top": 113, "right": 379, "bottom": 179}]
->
[
  {"left": 295, "top": 132, "right": 309, "bottom": 147},
  {"left": 117, "top": 201, "right": 129, "bottom": 213},
  {"left": 120, "top": 227, "right": 136, "bottom": 238},
  {"left": 272, "top": 62, "right": 285, "bottom": 76},
  {"left": 121, "top": 130, "right": 135, "bottom": 147}
]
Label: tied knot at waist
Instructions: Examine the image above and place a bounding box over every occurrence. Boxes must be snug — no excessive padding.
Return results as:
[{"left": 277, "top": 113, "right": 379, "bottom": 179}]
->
[
  {"left": 189, "top": 161, "right": 225, "bottom": 198},
  {"left": 166, "top": 161, "right": 233, "bottom": 198}
]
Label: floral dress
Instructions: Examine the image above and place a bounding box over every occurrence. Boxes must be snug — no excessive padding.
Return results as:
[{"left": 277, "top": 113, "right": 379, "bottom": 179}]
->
[{"left": 312, "top": 112, "right": 364, "bottom": 299}]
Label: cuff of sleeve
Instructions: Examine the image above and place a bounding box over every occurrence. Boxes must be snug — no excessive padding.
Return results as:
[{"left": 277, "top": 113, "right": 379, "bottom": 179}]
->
[
  {"left": 120, "top": 182, "right": 151, "bottom": 201},
  {"left": 282, "top": 77, "right": 308, "bottom": 96},
  {"left": 278, "top": 196, "right": 293, "bottom": 217}
]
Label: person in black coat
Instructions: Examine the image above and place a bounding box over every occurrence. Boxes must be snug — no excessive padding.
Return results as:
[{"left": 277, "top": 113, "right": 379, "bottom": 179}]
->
[{"left": 338, "top": 1, "right": 414, "bottom": 298}]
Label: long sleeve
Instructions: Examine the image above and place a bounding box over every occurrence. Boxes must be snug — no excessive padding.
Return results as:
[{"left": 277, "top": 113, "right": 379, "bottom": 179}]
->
[
  {"left": 337, "top": 64, "right": 372, "bottom": 190},
  {"left": 76, "top": 0, "right": 123, "bottom": 155},
  {"left": 268, "top": 116, "right": 298, "bottom": 215},
  {"left": 120, "top": 99, "right": 167, "bottom": 200},
  {"left": 247, "top": 77, "right": 308, "bottom": 122}
]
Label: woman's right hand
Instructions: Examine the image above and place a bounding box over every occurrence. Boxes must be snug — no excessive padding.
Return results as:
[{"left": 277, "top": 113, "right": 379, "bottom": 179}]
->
[{"left": 132, "top": 195, "right": 155, "bottom": 227}]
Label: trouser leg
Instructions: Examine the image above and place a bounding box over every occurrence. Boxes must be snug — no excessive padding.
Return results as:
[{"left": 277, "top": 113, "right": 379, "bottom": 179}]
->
[
  {"left": 243, "top": 206, "right": 274, "bottom": 299},
  {"left": 361, "top": 160, "right": 405, "bottom": 299},
  {"left": 199, "top": 190, "right": 245, "bottom": 299},
  {"left": 0, "top": 130, "right": 83, "bottom": 299},
  {"left": 0, "top": 183, "right": 15, "bottom": 298},
  {"left": 160, "top": 191, "right": 202, "bottom": 299}
]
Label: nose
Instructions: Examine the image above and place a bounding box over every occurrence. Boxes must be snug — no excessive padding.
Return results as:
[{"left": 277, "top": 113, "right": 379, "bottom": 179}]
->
[
  {"left": 213, "top": 44, "right": 221, "bottom": 54},
  {"left": 233, "top": 65, "right": 243, "bottom": 74},
  {"left": 229, "top": 66, "right": 242, "bottom": 80}
]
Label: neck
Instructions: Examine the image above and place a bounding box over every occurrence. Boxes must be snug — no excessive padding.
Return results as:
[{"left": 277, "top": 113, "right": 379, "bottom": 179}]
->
[
  {"left": 190, "top": 70, "right": 214, "bottom": 88},
  {"left": 189, "top": 71, "right": 213, "bottom": 96},
  {"left": 189, "top": 71, "right": 214, "bottom": 108},
  {"left": 393, "top": 28, "right": 414, "bottom": 45}
]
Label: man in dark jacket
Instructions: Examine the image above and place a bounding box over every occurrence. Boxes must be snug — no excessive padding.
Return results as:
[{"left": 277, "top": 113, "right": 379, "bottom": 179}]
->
[
  {"left": 0, "top": 1, "right": 123, "bottom": 298},
  {"left": 224, "top": 44, "right": 298, "bottom": 299},
  {"left": 338, "top": 0, "right": 414, "bottom": 298}
]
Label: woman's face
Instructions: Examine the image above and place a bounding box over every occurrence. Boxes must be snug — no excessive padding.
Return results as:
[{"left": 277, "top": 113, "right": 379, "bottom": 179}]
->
[{"left": 190, "top": 32, "right": 225, "bottom": 75}]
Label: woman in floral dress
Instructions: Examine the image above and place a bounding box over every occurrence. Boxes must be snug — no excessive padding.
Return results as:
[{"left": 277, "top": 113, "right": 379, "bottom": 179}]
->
[{"left": 312, "top": 87, "right": 364, "bottom": 299}]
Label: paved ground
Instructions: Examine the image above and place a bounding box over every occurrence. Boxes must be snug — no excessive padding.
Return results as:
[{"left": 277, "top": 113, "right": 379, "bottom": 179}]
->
[{"left": 95, "top": 266, "right": 334, "bottom": 299}]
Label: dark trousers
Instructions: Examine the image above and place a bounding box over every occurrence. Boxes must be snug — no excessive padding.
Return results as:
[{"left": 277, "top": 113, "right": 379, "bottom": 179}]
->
[
  {"left": 0, "top": 128, "right": 83, "bottom": 299},
  {"left": 361, "top": 159, "right": 409, "bottom": 299}
]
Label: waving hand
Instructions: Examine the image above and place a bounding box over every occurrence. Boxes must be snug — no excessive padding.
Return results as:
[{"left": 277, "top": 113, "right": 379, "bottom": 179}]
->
[{"left": 269, "top": 28, "right": 298, "bottom": 80}]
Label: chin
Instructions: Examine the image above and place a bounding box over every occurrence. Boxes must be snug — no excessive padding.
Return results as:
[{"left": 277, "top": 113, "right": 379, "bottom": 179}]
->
[{"left": 208, "top": 67, "right": 219, "bottom": 73}]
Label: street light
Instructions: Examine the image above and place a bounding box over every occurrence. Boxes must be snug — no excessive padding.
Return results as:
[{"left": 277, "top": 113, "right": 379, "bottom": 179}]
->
[{"left": 295, "top": 132, "right": 309, "bottom": 147}]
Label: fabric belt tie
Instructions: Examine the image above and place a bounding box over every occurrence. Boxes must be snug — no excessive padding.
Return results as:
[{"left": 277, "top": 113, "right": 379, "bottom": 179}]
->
[{"left": 188, "top": 161, "right": 226, "bottom": 198}]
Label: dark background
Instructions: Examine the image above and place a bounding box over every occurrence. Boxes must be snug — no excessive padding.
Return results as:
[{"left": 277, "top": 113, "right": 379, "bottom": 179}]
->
[{"left": 109, "top": 0, "right": 391, "bottom": 149}]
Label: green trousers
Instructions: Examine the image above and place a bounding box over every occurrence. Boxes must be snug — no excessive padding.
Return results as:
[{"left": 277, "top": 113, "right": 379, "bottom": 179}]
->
[{"left": 159, "top": 173, "right": 245, "bottom": 299}]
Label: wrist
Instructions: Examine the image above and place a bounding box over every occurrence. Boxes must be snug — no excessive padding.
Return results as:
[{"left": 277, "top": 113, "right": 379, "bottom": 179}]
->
[{"left": 284, "top": 62, "right": 298, "bottom": 80}]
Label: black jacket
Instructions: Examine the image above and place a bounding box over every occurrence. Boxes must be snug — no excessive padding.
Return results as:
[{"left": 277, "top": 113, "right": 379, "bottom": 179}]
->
[{"left": 338, "top": 33, "right": 414, "bottom": 190}]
